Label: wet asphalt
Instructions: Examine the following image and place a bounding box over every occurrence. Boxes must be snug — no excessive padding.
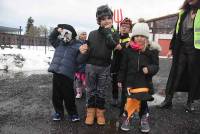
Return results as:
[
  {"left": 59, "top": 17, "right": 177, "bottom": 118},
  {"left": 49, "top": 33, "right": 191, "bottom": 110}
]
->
[{"left": 0, "top": 58, "right": 200, "bottom": 134}]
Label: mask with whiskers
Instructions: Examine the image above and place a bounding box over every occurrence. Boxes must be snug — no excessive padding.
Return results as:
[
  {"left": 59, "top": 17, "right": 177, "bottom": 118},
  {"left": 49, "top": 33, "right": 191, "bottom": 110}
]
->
[{"left": 59, "top": 29, "right": 73, "bottom": 43}]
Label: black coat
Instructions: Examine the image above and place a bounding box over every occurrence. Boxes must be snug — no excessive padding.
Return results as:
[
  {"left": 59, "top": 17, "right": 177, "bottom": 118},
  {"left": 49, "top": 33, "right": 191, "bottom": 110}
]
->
[
  {"left": 166, "top": 11, "right": 200, "bottom": 100},
  {"left": 118, "top": 42, "right": 160, "bottom": 93},
  {"left": 86, "top": 27, "right": 119, "bottom": 66},
  {"left": 111, "top": 34, "right": 130, "bottom": 73}
]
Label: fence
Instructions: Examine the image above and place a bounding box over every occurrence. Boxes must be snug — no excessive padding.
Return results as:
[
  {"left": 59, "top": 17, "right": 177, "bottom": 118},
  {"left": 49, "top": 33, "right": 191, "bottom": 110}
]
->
[{"left": 0, "top": 32, "right": 50, "bottom": 49}]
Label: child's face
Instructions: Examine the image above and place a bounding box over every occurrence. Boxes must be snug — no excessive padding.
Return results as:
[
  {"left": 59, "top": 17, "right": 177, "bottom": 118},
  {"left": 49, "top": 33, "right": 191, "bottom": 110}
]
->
[
  {"left": 120, "top": 24, "right": 131, "bottom": 34},
  {"left": 79, "top": 32, "right": 87, "bottom": 41},
  {"left": 100, "top": 16, "right": 113, "bottom": 28},
  {"left": 134, "top": 35, "right": 148, "bottom": 46}
]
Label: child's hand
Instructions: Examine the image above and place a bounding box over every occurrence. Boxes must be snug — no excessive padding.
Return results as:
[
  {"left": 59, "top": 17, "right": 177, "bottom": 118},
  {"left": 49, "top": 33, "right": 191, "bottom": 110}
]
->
[
  {"left": 79, "top": 44, "right": 88, "bottom": 54},
  {"left": 142, "top": 67, "right": 148, "bottom": 74},
  {"left": 114, "top": 44, "right": 122, "bottom": 50},
  {"left": 104, "top": 22, "right": 113, "bottom": 29},
  {"left": 167, "top": 49, "right": 172, "bottom": 58},
  {"left": 118, "top": 82, "right": 122, "bottom": 88},
  {"left": 126, "top": 42, "right": 130, "bottom": 48}
]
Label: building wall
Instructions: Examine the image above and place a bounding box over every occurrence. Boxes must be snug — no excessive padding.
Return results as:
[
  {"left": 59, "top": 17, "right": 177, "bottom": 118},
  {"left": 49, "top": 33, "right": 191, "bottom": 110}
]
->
[
  {"left": 149, "top": 34, "right": 172, "bottom": 56},
  {"left": 158, "top": 39, "right": 171, "bottom": 56}
]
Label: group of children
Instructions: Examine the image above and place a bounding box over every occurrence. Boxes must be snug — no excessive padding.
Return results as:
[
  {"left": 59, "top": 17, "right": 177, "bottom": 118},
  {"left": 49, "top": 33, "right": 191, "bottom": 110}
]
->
[{"left": 48, "top": 4, "right": 161, "bottom": 133}]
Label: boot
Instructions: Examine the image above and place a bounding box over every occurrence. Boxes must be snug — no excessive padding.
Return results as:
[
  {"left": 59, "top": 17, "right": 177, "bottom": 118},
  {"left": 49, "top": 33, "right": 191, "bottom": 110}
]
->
[
  {"left": 185, "top": 100, "right": 195, "bottom": 113},
  {"left": 96, "top": 108, "right": 106, "bottom": 125},
  {"left": 157, "top": 95, "right": 172, "bottom": 109},
  {"left": 85, "top": 108, "right": 96, "bottom": 125}
]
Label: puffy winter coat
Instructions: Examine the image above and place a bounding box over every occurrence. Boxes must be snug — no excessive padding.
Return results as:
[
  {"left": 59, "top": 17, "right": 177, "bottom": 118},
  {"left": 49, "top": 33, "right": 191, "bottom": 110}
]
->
[
  {"left": 118, "top": 41, "right": 161, "bottom": 93},
  {"left": 48, "top": 28, "right": 83, "bottom": 79}
]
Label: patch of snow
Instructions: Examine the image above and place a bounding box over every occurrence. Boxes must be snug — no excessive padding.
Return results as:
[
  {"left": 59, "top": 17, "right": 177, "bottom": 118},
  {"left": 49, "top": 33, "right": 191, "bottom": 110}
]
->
[
  {"left": 0, "top": 45, "right": 54, "bottom": 72},
  {"left": 148, "top": 94, "right": 165, "bottom": 106}
]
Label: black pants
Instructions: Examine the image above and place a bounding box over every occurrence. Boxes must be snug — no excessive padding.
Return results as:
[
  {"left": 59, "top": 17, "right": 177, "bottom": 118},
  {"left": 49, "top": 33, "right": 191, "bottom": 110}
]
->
[
  {"left": 85, "top": 64, "right": 111, "bottom": 109},
  {"left": 119, "top": 85, "right": 127, "bottom": 116},
  {"left": 139, "top": 101, "right": 149, "bottom": 118},
  {"left": 112, "top": 74, "right": 119, "bottom": 99},
  {"left": 52, "top": 73, "right": 78, "bottom": 116},
  {"left": 172, "top": 46, "right": 199, "bottom": 102}
]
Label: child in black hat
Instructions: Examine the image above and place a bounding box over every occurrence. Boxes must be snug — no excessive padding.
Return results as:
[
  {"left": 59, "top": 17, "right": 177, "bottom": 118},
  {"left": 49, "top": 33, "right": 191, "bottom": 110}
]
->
[
  {"left": 79, "top": 5, "right": 119, "bottom": 125},
  {"left": 48, "top": 24, "right": 84, "bottom": 122}
]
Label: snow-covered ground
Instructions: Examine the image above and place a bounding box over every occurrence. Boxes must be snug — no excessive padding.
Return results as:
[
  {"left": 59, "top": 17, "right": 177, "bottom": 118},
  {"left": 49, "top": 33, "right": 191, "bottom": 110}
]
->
[{"left": 0, "top": 45, "right": 54, "bottom": 71}]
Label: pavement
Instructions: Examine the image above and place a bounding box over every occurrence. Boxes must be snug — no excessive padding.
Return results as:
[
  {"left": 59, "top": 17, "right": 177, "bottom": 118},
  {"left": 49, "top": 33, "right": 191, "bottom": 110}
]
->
[{"left": 0, "top": 58, "right": 200, "bottom": 134}]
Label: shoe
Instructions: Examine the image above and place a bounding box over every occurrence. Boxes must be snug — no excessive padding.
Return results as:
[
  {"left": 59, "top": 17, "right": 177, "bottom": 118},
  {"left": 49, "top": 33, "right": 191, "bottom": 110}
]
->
[
  {"left": 96, "top": 108, "right": 106, "bottom": 125},
  {"left": 52, "top": 113, "right": 62, "bottom": 121},
  {"left": 121, "top": 119, "right": 131, "bottom": 131},
  {"left": 157, "top": 96, "right": 173, "bottom": 109},
  {"left": 157, "top": 95, "right": 173, "bottom": 109},
  {"left": 140, "top": 114, "right": 150, "bottom": 133},
  {"left": 185, "top": 102, "right": 195, "bottom": 113},
  {"left": 76, "top": 92, "right": 82, "bottom": 99},
  {"left": 69, "top": 114, "right": 80, "bottom": 122},
  {"left": 158, "top": 100, "right": 172, "bottom": 109},
  {"left": 85, "top": 108, "right": 96, "bottom": 125}
]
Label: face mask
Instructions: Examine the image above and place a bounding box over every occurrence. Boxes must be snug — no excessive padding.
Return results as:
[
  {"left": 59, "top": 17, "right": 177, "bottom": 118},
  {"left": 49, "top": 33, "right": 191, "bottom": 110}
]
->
[
  {"left": 60, "top": 29, "right": 72, "bottom": 43},
  {"left": 130, "top": 41, "right": 144, "bottom": 51}
]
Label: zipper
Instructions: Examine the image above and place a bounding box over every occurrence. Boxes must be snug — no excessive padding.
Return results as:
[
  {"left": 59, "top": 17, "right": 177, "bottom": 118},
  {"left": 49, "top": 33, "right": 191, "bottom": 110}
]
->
[{"left": 137, "top": 51, "right": 140, "bottom": 71}]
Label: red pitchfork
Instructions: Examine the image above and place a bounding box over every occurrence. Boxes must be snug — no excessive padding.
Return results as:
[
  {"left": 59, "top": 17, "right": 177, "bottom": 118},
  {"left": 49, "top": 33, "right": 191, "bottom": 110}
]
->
[{"left": 113, "top": 9, "right": 123, "bottom": 32}]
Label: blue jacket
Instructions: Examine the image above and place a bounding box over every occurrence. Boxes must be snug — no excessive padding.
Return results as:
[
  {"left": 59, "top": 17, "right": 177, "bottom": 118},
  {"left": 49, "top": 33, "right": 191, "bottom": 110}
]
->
[{"left": 48, "top": 28, "right": 83, "bottom": 79}]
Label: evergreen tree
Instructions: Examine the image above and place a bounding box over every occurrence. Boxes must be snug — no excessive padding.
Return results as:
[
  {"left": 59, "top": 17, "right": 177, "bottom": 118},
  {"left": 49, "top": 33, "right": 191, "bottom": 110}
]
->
[{"left": 25, "top": 17, "right": 34, "bottom": 35}]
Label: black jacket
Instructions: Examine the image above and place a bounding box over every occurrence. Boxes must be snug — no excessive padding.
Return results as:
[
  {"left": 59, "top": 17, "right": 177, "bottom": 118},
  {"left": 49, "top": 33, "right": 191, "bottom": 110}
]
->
[
  {"left": 118, "top": 42, "right": 161, "bottom": 92},
  {"left": 111, "top": 33, "right": 130, "bottom": 73},
  {"left": 86, "top": 27, "right": 119, "bottom": 66}
]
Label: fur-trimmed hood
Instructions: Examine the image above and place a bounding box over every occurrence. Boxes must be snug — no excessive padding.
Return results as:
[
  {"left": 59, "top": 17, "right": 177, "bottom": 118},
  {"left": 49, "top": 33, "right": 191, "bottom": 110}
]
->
[{"left": 148, "top": 41, "right": 162, "bottom": 52}]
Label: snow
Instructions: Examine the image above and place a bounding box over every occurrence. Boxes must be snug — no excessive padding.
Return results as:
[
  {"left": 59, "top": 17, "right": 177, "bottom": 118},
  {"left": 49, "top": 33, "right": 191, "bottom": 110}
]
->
[
  {"left": 148, "top": 94, "right": 165, "bottom": 106},
  {"left": 0, "top": 45, "right": 54, "bottom": 72}
]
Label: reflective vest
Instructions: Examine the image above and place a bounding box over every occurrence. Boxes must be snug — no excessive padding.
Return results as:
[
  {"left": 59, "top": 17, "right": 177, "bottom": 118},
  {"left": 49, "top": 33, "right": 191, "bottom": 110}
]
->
[
  {"left": 176, "top": 9, "right": 200, "bottom": 49},
  {"left": 119, "top": 37, "right": 130, "bottom": 43}
]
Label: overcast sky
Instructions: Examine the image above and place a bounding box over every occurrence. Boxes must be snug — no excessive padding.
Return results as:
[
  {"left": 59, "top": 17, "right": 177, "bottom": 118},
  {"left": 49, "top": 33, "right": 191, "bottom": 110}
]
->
[{"left": 0, "top": 0, "right": 183, "bottom": 33}]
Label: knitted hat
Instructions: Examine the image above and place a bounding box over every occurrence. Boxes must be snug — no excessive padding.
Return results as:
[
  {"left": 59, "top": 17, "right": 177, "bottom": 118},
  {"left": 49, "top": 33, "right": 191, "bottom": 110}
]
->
[
  {"left": 96, "top": 5, "right": 113, "bottom": 24},
  {"left": 131, "top": 22, "right": 150, "bottom": 38},
  {"left": 57, "top": 24, "right": 77, "bottom": 39},
  {"left": 120, "top": 17, "right": 133, "bottom": 30}
]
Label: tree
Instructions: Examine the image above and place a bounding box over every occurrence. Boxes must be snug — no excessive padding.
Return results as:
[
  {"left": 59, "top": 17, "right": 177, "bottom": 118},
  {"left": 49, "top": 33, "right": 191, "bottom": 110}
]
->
[
  {"left": 25, "top": 17, "right": 34, "bottom": 35},
  {"left": 38, "top": 25, "right": 48, "bottom": 37}
]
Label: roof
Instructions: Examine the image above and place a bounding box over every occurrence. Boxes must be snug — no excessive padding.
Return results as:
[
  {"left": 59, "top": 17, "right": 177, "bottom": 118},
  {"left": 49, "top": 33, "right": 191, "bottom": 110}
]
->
[
  {"left": 0, "top": 26, "right": 20, "bottom": 33},
  {"left": 146, "top": 13, "right": 178, "bottom": 23}
]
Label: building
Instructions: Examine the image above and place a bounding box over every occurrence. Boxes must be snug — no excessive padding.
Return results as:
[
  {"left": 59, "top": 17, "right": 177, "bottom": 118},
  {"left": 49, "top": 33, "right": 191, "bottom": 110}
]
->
[
  {"left": 0, "top": 26, "right": 22, "bottom": 48},
  {"left": 0, "top": 26, "right": 21, "bottom": 34},
  {"left": 0, "top": 26, "right": 49, "bottom": 49},
  {"left": 146, "top": 13, "right": 178, "bottom": 56}
]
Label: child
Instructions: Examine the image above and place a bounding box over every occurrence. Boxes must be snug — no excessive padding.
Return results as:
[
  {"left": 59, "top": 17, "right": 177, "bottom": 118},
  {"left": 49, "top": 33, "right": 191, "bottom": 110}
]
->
[
  {"left": 111, "top": 18, "right": 132, "bottom": 113},
  {"left": 48, "top": 24, "right": 84, "bottom": 122},
  {"left": 80, "top": 5, "right": 119, "bottom": 125},
  {"left": 118, "top": 22, "right": 161, "bottom": 132},
  {"left": 74, "top": 31, "right": 87, "bottom": 99}
]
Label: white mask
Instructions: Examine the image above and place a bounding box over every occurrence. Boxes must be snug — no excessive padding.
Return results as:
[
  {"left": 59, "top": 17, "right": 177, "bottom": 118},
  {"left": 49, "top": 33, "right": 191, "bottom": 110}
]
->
[{"left": 60, "top": 29, "right": 72, "bottom": 42}]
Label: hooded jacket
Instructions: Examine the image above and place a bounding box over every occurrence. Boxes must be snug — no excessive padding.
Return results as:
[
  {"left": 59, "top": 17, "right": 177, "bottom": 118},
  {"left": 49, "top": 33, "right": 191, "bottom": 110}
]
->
[{"left": 118, "top": 41, "right": 161, "bottom": 92}]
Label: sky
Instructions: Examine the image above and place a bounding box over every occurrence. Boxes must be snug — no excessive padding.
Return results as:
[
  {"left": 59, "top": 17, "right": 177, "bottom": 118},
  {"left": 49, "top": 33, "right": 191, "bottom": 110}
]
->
[{"left": 0, "top": 0, "right": 183, "bottom": 33}]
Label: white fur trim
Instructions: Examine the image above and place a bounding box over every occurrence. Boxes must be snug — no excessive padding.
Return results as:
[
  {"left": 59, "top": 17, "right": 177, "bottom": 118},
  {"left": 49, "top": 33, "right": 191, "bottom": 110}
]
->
[{"left": 149, "top": 41, "right": 162, "bottom": 51}]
